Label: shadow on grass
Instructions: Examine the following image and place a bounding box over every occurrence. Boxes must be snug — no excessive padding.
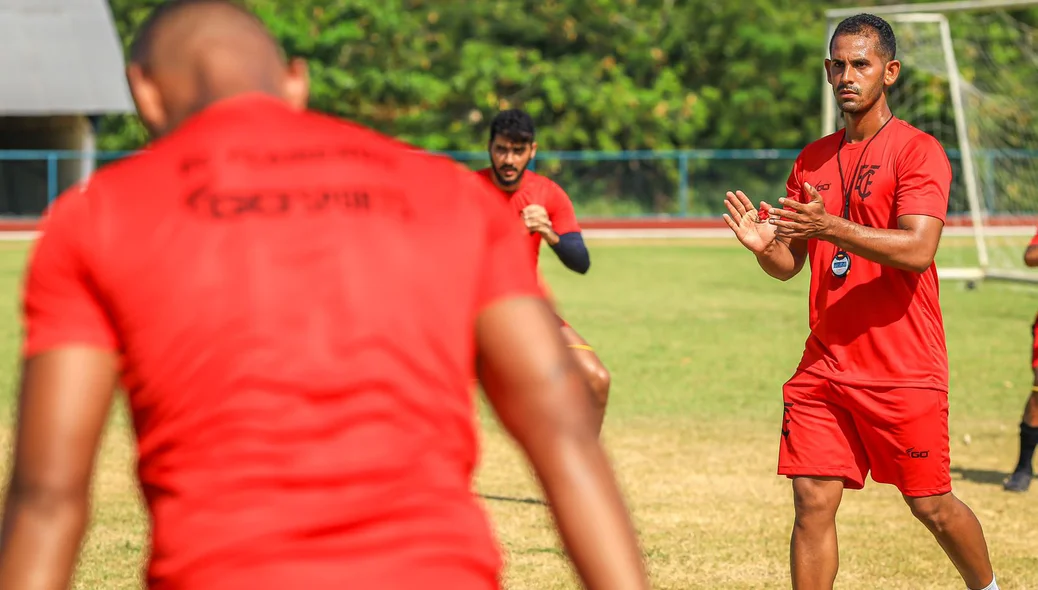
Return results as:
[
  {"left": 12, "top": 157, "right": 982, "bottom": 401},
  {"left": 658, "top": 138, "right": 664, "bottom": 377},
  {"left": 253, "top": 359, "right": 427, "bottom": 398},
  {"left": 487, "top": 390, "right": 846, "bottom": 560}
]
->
[
  {"left": 951, "top": 466, "right": 1018, "bottom": 487},
  {"left": 479, "top": 494, "right": 547, "bottom": 506}
]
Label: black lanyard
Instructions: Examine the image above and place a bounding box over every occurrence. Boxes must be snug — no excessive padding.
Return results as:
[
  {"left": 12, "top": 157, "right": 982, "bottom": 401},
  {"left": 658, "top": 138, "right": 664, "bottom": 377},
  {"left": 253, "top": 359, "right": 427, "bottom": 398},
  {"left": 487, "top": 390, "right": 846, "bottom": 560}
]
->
[{"left": 835, "top": 115, "right": 894, "bottom": 220}]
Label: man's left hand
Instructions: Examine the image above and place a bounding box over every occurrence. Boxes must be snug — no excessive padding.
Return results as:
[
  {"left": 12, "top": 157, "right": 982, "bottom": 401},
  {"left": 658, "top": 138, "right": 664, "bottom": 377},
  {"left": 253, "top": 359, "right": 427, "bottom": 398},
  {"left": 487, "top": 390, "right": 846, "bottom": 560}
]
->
[{"left": 769, "top": 182, "right": 833, "bottom": 239}]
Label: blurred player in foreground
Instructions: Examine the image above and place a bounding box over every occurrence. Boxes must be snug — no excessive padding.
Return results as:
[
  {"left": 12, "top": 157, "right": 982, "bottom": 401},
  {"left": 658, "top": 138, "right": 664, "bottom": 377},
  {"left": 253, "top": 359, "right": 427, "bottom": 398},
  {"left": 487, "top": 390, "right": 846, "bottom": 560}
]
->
[
  {"left": 723, "top": 14, "right": 997, "bottom": 590},
  {"left": 477, "top": 110, "right": 611, "bottom": 435},
  {"left": 1003, "top": 232, "right": 1038, "bottom": 492},
  {"left": 0, "top": 2, "right": 649, "bottom": 589}
]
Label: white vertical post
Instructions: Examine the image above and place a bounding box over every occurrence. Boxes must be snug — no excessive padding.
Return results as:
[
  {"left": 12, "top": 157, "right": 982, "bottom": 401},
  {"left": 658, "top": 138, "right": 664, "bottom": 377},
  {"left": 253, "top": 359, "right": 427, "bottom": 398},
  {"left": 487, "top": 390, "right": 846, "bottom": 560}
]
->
[
  {"left": 939, "top": 15, "right": 990, "bottom": 269},
  {"left": 822, "top": 18, "right": 838, "bottom": 137},
  {"left": 79, "top": 116, "right": 97, "bottom": 182}
]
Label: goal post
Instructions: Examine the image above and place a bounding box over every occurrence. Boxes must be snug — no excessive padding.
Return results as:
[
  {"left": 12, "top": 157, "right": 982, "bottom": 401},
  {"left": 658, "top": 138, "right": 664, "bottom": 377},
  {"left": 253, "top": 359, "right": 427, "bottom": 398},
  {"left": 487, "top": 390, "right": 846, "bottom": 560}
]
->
[{"left": 821, "top": 0, "right": 1038, "bottom": 283}]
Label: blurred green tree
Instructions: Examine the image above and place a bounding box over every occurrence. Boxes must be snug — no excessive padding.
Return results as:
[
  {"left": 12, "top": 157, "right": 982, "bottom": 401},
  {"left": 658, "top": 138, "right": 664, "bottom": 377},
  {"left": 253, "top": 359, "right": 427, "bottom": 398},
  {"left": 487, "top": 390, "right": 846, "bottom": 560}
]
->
[{"left": 96, "top": 0, "right": 1038, "bottom": 215}]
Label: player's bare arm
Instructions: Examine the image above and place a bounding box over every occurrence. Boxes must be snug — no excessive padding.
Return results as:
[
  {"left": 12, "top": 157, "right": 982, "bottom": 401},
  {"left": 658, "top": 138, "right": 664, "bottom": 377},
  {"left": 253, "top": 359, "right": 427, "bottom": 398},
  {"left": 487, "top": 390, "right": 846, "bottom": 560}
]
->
[
  {"left": 476, "top": 296, "right": 649, "bottom": 590},
  {"left": 770, "top": 182, "right": 943, "bottom": 273},
  {"left": 1025, "top": 245, "right": 1038, "bottom": 267},
  {"left": 723, "top": 190, "right": 807, "bottom": 281},
  {"left": 0, "top": 348, "right": 120, "bottom": 590}
]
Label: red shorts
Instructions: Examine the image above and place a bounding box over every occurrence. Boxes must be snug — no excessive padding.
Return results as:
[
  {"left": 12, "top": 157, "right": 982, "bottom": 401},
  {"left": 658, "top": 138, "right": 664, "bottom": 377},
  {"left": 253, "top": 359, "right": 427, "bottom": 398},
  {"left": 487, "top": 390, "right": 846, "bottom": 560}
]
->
[
  {"left": 1031, "top": 317, "right": 1038, "bottom": 368},
  {"left": 778, "top": 371, "right": 951, "bottom": 497}
]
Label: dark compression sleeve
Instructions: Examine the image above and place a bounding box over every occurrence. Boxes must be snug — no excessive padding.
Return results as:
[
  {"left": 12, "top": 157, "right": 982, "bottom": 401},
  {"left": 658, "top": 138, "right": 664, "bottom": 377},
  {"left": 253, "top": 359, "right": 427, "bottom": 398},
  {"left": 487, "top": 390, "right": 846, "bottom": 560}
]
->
[{"left": 551, "top": 232, "right": 590, "bottom": 274}]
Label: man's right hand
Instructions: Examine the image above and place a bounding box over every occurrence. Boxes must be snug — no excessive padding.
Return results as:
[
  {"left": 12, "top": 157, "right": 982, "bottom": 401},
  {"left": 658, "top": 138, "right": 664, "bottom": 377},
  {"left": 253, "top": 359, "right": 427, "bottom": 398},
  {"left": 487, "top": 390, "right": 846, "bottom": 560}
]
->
[{"left": 723, "top": 190, "right": 778, "bottom": 254}]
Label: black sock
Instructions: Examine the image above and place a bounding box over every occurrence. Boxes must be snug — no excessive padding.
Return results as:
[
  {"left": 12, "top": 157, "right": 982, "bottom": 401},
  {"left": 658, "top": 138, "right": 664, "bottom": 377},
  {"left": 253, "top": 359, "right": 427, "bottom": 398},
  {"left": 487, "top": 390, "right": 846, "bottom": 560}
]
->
[{"left": 1014, "top": 422, "right": 1038, "bottom": 475}]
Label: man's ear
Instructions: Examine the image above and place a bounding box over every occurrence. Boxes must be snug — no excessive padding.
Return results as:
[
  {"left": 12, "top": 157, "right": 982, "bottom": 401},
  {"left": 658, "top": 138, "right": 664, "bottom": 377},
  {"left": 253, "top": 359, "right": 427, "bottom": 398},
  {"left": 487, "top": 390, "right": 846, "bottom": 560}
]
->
[
  {"left": 884, "top": 59, "right": 901, "bottom": 88},
  {"left": 126, "top": 64, "right": 168, "bottom": 138},
  {"left": 283, "top": 57, "right": 310, "bottom": 110}
]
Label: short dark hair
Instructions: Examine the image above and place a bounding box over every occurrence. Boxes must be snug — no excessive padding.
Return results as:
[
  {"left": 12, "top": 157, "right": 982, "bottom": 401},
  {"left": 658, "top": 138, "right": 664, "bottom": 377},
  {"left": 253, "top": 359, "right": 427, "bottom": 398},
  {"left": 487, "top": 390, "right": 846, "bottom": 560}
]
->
[
  {"left": 489, "top": 109, "right": 536, "bottom": 144},
  {"left": 830, "top": 13, "right": 897, "bottom": 62},
  {"left": 129, "top": 0, "right": 255, "bottom": 66}
]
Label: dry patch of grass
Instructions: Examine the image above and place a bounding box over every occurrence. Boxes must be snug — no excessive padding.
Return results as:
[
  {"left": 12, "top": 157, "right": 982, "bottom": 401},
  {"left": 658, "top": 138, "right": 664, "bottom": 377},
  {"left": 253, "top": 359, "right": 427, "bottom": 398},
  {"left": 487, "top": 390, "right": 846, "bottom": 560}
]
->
[{"left": 477, "top": 417, "right": 1038, "bottom": 590}]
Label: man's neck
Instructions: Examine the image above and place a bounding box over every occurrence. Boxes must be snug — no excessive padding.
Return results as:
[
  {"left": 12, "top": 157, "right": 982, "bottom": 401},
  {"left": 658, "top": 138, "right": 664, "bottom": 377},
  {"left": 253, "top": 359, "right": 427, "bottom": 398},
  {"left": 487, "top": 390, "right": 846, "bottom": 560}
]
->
[{"left": 842, "top": 102, "right": 893, "bottom": 143}]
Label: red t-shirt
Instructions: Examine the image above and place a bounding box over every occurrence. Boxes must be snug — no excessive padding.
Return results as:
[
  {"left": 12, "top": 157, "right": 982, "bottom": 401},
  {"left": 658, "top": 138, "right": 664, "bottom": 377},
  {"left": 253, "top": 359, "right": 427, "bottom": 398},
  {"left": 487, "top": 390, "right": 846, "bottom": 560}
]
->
[
  {"left": 787, "top": 117, "right": 952, "bottom": 391},
  {"left": 1030, "top": 230, "right": 1038, "bottom": 322},
  {"left": 475, "top": 168, "right": 581, "bottom": 266},
  {"left": 22, "top": 94, "right": 541, "bottom": 590}
]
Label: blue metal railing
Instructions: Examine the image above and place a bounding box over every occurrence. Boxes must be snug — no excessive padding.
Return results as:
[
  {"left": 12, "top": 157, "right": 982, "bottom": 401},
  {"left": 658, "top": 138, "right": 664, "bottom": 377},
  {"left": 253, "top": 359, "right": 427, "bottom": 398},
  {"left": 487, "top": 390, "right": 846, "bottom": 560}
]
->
[
  {"left": 0, "top": 148, "right": 805, "bottom": 215},
  {"left": 1, "top": 148, "right": 1036, "bottom": 217}
]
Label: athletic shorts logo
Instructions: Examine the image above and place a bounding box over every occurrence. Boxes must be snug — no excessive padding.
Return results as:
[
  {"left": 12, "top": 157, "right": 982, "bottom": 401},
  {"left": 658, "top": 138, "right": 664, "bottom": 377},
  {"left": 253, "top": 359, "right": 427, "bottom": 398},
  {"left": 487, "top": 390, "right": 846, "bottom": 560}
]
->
[
  {"left": 782, "top": 402, "right": 794, "bottom": 438},
  {"left": 906, "top": 447, "right": 929, "bottom": 459}
]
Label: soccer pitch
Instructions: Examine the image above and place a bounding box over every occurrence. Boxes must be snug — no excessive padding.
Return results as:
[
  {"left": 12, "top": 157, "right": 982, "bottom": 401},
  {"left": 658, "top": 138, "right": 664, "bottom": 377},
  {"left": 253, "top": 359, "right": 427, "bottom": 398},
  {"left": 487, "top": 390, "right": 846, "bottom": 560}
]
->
[{"left": 0, "top": 237, "right": 1035, "bottom": 589}]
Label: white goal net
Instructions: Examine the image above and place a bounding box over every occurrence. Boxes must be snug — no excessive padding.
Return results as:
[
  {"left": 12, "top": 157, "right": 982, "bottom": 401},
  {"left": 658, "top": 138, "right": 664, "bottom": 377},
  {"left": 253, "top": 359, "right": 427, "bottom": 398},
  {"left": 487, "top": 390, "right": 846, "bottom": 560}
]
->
[{"left": 822, "top": 1, "right": 1038, "bottom": 282}]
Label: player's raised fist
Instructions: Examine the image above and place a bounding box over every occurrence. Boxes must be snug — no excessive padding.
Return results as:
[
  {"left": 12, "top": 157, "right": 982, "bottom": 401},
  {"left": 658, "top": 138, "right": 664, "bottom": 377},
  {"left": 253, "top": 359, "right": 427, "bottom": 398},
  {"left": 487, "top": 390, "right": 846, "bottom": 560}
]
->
[
  {"left": 521, "top": 204, "right": 552, "bottom": 234},
  {"left": 723, "top": 190, "right": 779, "bottom": 254}
]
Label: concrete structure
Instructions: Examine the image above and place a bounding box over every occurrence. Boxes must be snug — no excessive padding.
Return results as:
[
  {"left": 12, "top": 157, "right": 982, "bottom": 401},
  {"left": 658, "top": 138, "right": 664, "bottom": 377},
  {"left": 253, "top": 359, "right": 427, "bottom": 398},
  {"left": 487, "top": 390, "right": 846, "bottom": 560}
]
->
[{"left": 0, "top": 0, "right": 134, "bottom": 216}]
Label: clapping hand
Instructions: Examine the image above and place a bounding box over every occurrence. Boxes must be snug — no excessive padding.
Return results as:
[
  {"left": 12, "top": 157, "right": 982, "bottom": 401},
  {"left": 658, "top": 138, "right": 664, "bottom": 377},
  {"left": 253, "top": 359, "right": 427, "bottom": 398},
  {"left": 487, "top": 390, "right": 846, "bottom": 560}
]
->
[
  {"left": 723, "top": 190, "right": 779, "bottom": 254},
  {"left": 767, "top": 183, "right": 832, "bottom": 239}
]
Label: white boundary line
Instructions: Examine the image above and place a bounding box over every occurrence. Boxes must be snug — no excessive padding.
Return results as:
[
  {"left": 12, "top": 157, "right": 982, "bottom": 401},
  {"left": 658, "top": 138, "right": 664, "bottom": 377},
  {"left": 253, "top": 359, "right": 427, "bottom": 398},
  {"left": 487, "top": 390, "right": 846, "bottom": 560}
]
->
[
  {"left": 0, "top": 231, "right": 38, "bottom": 241},
  {"left": 580, "top": 226, "right": 1033, "bottom": 239}
]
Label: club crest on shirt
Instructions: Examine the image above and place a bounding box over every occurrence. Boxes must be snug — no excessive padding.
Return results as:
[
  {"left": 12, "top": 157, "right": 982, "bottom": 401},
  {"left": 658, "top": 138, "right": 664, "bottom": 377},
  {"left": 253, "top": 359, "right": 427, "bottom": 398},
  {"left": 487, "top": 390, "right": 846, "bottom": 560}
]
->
[{"left": 855, "top": 164, "right": 881, "bottom": 200}]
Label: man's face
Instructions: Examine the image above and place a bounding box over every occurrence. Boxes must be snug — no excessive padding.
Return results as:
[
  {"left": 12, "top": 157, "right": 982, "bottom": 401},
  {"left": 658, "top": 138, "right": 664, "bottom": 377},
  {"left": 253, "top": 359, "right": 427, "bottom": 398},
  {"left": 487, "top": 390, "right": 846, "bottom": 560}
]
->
[
  {"left": 826, "top": 33, "right": 899, "bottom": 115},
  {"left": 489, "top": 136, "right": 536, "bottom": 187}
]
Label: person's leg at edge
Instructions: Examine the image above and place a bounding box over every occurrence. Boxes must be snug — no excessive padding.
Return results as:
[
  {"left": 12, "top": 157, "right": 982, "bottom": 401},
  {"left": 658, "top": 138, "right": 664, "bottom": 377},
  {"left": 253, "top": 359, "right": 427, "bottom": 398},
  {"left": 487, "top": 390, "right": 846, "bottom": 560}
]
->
[
  {"left": 560, "top": 325, "right": 610, "bottom": 436},
  {"left": 790, "top": 476, "right": 844, "bottom": 590},
  {"left": 1005, "top": 367, "right": 1038, "bottom": 491},
  {"left": 903, "top": 492, "right": 996, "bottom": 590}
]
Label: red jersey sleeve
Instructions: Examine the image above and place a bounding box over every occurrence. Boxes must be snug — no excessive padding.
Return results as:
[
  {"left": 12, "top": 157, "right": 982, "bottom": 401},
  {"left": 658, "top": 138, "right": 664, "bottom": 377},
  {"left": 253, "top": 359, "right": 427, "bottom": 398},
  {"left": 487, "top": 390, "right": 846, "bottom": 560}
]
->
[
  {"left": 470, "top": 175, "right": 543, "bottom": 311},
  {"left": 23, "top": 185, "right": 119, "bottom": 357},
  {"left": 785, "top": 154, "right": 805, "bottom": 205},
  {"left": 1029, "top": 229, "right": 1038, "bottom": 247},
  {"left": 894, "top": 134, "right": 951, "bottom": 222},
  {"left": 545, "top": 181, "right": 581, "bottom": 234},
  {"left": 773, "top": 153, "right": 806, "bottom": 224}
]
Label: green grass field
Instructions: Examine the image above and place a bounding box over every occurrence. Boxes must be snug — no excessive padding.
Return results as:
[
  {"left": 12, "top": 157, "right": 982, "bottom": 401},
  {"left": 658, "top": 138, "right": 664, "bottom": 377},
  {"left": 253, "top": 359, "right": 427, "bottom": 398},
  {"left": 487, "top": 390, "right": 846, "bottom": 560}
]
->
[{"left": 0, "top": 236, "right": 1036, "bottom": 589}]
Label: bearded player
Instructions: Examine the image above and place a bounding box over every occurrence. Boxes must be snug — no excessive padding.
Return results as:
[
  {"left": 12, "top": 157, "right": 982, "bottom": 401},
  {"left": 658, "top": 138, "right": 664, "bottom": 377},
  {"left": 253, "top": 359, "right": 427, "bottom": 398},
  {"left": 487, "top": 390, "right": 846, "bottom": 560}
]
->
[{"left": 477, "top": 109, "right": 610, "bottom": 435}]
